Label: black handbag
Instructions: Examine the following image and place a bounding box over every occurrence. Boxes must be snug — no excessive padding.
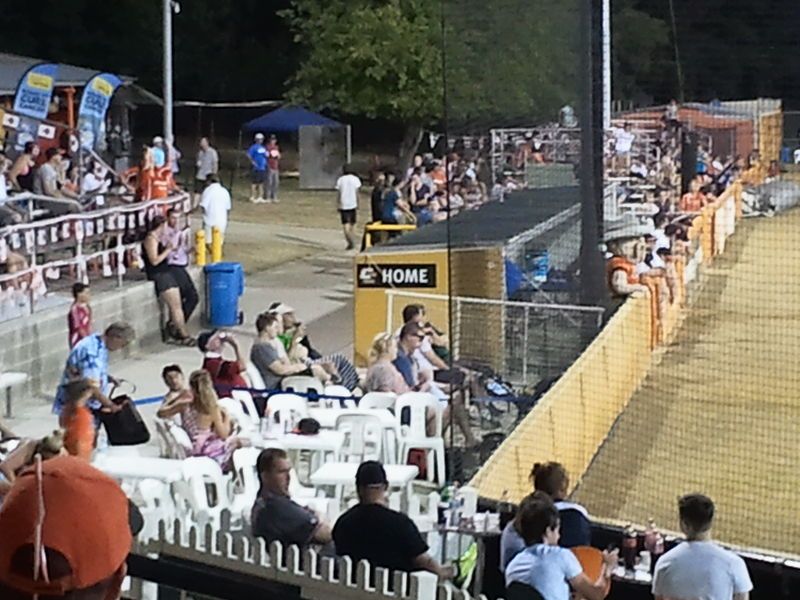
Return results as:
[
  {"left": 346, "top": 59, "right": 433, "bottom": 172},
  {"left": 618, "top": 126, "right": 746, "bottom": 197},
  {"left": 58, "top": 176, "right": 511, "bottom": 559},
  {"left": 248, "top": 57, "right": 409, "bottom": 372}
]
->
[{"left": 100, "top": 394, "right": 151, "bottom": 446}]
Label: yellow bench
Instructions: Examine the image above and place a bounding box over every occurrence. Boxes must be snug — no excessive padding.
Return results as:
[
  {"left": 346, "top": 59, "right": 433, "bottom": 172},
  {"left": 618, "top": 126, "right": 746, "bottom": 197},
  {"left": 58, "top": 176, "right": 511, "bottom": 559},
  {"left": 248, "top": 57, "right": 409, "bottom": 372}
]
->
[{"left": 362, "top": 222, "right": 417, "bottom": 249}]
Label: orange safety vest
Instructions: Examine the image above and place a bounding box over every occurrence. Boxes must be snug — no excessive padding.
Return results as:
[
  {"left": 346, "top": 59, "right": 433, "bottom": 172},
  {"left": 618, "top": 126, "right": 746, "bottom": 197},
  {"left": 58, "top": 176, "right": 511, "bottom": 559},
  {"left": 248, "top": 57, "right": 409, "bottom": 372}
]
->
[
  {"left": 151, "top": 166, "right": 173, "bottom": 199},
  {"left": 606, "top": 256, "right": 637, "bottom": 294}
]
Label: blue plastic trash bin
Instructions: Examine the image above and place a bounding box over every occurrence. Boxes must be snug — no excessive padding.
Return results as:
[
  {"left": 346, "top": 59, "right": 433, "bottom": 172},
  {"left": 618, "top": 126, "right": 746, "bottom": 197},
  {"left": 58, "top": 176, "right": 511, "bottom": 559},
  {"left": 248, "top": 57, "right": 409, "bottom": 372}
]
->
[{"left": 204, "top": 262, "right": 245, "bottom": 327}]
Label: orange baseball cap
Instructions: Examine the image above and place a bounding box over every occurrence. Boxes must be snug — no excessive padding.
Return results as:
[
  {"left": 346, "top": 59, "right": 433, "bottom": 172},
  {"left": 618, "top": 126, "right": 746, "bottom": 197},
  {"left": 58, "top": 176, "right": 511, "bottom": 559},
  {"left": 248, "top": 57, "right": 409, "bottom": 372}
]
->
[{"left": 0, "top": 456, "right": 135, "bottom": 595}]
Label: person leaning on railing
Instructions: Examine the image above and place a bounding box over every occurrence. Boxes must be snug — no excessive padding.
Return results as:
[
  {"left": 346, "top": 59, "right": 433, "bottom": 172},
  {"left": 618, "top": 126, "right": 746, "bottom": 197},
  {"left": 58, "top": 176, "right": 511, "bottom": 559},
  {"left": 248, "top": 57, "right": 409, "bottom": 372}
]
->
[{"left": 143, "top": 215, "right": 195, "bottom": 345}]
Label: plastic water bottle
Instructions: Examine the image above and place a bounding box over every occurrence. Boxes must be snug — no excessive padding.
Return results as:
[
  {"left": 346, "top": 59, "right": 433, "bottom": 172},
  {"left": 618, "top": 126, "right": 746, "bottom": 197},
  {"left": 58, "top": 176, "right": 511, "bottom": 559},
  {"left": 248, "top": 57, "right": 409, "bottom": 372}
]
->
[
  {"left": 449, "top": 482, "right": 462, "bottom": 528},
  {"left": 644, "top": 519, "right": 664, "bottom": 575},
  {"left": 96, "top": 427, "right": 109, "bottom": 454}
]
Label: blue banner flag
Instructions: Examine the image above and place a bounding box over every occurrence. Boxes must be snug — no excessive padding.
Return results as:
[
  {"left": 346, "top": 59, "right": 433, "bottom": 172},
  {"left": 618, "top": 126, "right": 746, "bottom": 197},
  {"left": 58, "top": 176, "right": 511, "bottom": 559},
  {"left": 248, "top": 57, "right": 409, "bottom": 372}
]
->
[
  {"left": 13, "top": 63, "right": 59, "bottom": 120},
  {"left": 77, "top": 72, "right": 122, "bottom": 150}
]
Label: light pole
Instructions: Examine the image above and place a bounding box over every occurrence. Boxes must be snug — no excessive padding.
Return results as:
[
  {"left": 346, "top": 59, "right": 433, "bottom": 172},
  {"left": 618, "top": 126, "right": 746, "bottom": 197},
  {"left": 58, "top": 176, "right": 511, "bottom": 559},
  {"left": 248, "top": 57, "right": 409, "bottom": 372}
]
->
[
  {"left": 602, "top": 0, "right": 611, "bottom": 130},
  {"left": 162, "top": 0, "right": 177, "bottom": 144}
]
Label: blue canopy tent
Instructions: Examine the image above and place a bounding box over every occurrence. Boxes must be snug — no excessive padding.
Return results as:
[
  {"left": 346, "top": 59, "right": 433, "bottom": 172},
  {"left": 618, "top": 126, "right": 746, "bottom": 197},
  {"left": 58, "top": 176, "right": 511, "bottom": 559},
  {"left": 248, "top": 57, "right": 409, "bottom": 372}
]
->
[
  {"left": 242, "top": 106, "right": 343, "bottom": 133},
  {"left": 238, "top": 106, "right": 351, "bottom": 189}
]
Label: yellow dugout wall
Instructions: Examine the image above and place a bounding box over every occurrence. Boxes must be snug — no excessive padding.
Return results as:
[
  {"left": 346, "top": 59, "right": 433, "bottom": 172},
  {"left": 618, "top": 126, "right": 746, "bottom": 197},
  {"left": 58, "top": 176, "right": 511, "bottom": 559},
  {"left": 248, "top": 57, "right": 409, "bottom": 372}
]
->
[{"left": 353, "top": 246, "right": 504, "bottom": 367}]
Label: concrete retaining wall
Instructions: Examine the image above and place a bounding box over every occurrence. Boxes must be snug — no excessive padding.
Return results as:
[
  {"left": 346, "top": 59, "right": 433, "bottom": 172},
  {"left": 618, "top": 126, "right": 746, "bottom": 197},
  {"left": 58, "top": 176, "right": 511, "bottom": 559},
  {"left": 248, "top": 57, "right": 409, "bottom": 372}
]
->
[{"left": 0, "top": 269, "right": 203, "bottom": 410}]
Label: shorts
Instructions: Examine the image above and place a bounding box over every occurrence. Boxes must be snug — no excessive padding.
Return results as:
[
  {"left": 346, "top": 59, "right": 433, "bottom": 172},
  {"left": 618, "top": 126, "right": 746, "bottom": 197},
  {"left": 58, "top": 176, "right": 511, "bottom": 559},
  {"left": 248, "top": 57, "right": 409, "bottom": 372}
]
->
[
  {"left": 149, "top": 271, "right": 179, "bottom": 295},
  {"left": 251, "top": 169, "right": 267, "bottom": 184},
  {"left": 339, "top": 209, "right": 357, "bottom": 225},
  {"left": 434, "top": 368, "right": 465, "bottom": 386},
  {"left": 194, "top": 178, "right": 207, "bottom": 194}
]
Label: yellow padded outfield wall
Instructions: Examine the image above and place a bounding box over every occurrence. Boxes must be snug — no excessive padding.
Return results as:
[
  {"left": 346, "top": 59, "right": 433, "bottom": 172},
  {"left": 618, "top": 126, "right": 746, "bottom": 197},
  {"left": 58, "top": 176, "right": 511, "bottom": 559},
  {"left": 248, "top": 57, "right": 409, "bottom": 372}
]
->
[{"left": 471, "top": 183, "right": 743, "bottom": 503}]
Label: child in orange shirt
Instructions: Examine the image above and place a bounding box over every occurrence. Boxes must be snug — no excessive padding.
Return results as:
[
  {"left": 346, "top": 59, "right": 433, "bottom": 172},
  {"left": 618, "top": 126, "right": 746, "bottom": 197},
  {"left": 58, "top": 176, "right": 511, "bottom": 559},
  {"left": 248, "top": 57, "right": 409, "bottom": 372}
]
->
[{"left": 60, "top": 380, "right": 99, "bottom": 461}]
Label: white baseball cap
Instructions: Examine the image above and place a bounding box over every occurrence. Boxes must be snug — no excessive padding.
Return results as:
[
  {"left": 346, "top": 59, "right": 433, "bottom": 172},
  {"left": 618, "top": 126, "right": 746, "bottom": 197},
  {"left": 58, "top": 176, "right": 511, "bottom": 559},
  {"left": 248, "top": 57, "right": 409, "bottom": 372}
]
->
[
  {"left": 152, "top": 136, "right": 164, "bottom": 144},
  {"left": 254, "top": 133, "right": 265, "bottom": 140},
  {"left": 269, "top": 302, "right": 295, "bottom": 315}
]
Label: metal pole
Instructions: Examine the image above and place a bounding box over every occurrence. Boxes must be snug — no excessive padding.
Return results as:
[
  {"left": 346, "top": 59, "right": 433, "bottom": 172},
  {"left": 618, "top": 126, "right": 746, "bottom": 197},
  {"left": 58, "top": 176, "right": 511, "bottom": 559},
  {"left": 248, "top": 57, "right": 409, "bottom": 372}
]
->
[
  {"left": 579, "top": 0, "right": 609, "bottom": 308},
  {"left": 163, "top": 0, "right": 174, "bottom": 144},
  {"left": 602, "top": 0, "right": 611, "bottom": 130}
]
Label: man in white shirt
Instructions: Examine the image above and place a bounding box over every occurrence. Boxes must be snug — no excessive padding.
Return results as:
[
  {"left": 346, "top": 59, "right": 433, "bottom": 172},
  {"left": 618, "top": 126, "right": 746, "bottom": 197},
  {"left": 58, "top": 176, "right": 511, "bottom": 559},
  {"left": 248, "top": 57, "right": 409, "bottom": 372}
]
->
[
  {"left": 653, "top": 494, "right": 752, "bottom": 600},
  {"left": 614, "top": 122, "right": 636, "bottom": 172},
  {"left": 335, "top": 165, "right": 361, "bottom": 250},
  {"left": 81, "top": 161, "right": 111, "bottom": 207},
  {"left": 200, "top": 174, "right": 232, "bottom": 242}
]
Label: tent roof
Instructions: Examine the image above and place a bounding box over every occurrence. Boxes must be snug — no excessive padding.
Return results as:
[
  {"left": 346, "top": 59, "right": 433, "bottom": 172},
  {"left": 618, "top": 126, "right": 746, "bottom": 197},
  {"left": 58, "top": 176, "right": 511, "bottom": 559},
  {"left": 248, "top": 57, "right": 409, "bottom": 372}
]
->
[
  {"left": 242, "top": 106, "right": 343, "bottom": 133},
  {"left": 0, "top": 52, "right": 136, "bottom": 96}
]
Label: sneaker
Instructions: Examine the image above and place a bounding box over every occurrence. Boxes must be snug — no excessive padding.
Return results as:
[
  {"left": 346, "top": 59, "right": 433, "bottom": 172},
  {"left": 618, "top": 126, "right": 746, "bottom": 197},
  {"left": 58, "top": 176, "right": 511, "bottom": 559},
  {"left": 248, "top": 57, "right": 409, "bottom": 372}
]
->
[{"left": 454, "top": 542, "right": 478, "bottom": 590}]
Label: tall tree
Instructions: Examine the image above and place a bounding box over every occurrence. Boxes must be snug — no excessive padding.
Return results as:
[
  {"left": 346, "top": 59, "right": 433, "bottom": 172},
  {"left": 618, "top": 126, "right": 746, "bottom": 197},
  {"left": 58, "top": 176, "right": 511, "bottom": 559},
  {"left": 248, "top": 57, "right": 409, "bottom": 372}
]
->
[
  {"left": 283, "top": 0, "right": 585, "bottom": 162},
  {"left": 281, "top": 0, "right": 443, "bottom": 163}
]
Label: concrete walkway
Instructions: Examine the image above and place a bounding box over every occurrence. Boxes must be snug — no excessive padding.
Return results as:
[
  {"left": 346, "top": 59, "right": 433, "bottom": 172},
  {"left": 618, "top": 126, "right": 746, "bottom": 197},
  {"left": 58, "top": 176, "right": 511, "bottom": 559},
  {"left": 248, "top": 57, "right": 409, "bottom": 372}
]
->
[{"left": 5, "top": 219, "right": 354, "bottom": 441}]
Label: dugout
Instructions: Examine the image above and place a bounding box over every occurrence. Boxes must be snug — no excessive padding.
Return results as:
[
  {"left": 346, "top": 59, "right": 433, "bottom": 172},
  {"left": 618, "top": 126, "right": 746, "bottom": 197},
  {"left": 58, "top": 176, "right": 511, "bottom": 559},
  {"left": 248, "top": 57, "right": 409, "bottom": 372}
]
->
[{"left": 353, "top": 186, "right": 581, "bottom": 367}]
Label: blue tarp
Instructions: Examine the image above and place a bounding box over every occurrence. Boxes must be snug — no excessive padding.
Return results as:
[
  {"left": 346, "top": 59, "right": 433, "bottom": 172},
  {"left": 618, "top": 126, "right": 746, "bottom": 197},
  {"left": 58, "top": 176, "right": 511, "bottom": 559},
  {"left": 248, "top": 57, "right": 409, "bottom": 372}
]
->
[{"left": 242, "top": 106, "right": 343, "bottom": 133}]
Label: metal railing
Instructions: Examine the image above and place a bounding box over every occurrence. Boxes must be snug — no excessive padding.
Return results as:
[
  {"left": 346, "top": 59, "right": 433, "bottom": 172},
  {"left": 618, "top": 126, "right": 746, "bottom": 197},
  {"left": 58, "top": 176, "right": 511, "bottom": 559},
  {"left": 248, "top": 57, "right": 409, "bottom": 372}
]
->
[
  {"left": 385, "top": 290, "right": 604, "bottom": 387},
  {"left": 0, "top": 192, "right": 191, "bottom": 320}
]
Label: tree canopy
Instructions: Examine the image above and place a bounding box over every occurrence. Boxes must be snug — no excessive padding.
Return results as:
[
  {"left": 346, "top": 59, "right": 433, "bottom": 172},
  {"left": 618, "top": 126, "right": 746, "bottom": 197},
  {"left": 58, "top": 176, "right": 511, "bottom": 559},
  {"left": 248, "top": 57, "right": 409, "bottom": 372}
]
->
[{"left": 0, "top": 0, "right": 797, "bottom": 116}]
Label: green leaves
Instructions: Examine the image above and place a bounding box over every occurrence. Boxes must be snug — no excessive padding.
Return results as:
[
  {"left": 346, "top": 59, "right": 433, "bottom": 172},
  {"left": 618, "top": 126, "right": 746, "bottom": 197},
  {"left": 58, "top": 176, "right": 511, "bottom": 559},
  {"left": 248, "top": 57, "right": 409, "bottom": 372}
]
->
[{"left": 282, "top": 0, "right": 442, "bottom": 125}]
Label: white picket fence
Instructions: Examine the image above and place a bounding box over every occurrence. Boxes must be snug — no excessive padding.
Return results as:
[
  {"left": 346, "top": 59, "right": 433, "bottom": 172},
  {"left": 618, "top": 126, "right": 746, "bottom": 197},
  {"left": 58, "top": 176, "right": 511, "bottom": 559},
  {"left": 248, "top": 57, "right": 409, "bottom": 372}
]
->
[{"left": 130, "top": 511, "right": 494, "bottom": 600}]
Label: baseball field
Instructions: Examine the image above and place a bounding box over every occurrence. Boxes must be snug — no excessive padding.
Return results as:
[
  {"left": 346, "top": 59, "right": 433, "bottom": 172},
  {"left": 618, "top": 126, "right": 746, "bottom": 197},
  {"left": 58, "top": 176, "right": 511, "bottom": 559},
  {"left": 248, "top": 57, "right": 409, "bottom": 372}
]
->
[{"left": 573, "top": 208, "right": 800, "bottom": 557}]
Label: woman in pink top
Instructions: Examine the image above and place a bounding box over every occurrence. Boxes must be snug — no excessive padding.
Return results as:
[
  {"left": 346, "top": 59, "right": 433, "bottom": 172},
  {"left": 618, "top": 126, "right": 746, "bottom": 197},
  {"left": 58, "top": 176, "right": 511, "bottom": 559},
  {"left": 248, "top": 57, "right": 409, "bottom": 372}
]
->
[{"left": 364, "top": 332, "right": 409, "bottom": 394}]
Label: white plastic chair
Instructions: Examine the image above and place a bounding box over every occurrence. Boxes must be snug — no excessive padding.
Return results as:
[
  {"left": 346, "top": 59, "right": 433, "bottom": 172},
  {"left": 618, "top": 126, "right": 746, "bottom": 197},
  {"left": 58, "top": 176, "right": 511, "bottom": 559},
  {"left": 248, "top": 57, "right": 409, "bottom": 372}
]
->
[
  {"left": 230, "top": 390, "right": 261, "bottom": 431},
  {"left": 231, "top": 447, "right": 260, "bottom": 521},
  {"left": 175, "top": 457, "right": 231, "bottom": 528},
  {"left": 137, "top": 478, "right": 177, "bottom": 540},
  {"left": 218, "top": 397, "right": 255, "bottom": 434},
  {"left": 359, "top": 391, "right": 397, "bottom": 411},
  {"left": 246, "top": 362, "right": 267, "bottom": 391},
  {"left": 281, "top": 375, "right": 323, "bottom": 399},
  {"left": 395, "top": 392, "right": 446, "bottom": 486},
  {"left": 335, "top": 413, "right": 383, "bottom": 463},
  {"left": 168, "top": 424, "right": 193, "bottom": 459},
  {"left": 456, "top": 485, "right": 478, "bottom": 517},
  {"left": 323, "top": 384, "right": 356, "bottom": 408},
  {"left": 409, "top": 491, "right": 441, "bottom": 533},
  {"left": 154, "top": 419, "right": 191, "bottom": 459},
  {"left": 266, "top": 393, "right": 308, "bottom": 432}
]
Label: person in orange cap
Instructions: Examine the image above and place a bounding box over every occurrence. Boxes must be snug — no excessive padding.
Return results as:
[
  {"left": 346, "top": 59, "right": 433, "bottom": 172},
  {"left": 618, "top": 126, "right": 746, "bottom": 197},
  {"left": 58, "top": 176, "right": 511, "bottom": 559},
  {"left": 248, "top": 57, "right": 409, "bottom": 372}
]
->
[{"left": 0, "top": 455, "right": 142, "bottom": 599}]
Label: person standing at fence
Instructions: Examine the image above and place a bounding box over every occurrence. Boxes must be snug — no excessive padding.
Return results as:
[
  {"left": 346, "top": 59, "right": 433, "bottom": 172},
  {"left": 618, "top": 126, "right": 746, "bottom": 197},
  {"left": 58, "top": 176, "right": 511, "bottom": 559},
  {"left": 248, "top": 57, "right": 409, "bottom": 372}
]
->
[
  {"left": 194, "top": 137, "right": 219, "bottom": 205},
  {"left": 266, "top": 134, "right": 281, "bottom": 202},
  {"left": 247, "top": 132, "right": 268, "bottom": 203},
  {"left": 164, "top": 208, "right": 199, "bottom": 324},
  {"left": 67, "top": 282, "right": 92, "bottom": 349},
  {"left": 335, "top": 164, "right": 361, "bottom": 250},
  {"left": 652, "top": 494, "right": 752, "bottom": 600},
  {"left": 143, "top": 216, "right": 195, "bottom": 345},
  {"left": 152, "top": 136, "right": 167, "bottom": 167}
]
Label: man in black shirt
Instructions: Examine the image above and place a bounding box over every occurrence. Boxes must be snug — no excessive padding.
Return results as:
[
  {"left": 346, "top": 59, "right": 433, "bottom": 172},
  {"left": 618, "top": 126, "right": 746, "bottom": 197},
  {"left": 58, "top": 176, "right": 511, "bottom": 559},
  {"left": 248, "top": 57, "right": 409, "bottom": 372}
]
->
[{"left": 333, "top": 461, "right": 453, "bottom": 578}]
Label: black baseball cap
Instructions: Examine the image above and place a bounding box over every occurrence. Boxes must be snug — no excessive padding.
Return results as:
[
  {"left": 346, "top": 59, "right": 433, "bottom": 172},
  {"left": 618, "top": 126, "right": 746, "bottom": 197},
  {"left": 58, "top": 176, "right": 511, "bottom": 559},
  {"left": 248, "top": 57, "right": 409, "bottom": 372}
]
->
[
  {"left": 196, "top": 329, "right": 218, "bottom": 353},
  {"left": 355, "top": 461, "right": 388, "bottom": 487}
]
